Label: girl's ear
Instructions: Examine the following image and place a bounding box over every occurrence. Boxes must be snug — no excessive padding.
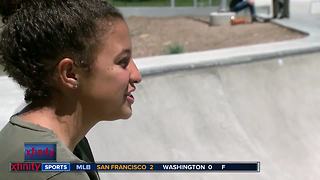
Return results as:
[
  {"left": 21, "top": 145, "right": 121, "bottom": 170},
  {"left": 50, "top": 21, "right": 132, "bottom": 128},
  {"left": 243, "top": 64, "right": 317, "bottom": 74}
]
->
[{"left": 57, "top": 58, "right": 79, "bottom": 89}]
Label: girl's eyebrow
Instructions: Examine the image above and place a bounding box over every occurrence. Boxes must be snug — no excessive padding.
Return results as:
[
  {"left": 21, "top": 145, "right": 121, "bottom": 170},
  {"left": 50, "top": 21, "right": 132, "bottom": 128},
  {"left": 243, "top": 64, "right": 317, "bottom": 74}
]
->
[{"left": 115, "top": 49, "right": 131, "bottom": 59}]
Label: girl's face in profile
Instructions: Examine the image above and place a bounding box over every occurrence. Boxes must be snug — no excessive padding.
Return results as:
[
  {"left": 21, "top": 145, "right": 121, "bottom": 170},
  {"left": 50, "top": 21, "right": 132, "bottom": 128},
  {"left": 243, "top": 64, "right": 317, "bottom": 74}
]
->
[{"left": 78, "top": 19, "right": 141, "bottom": 121}]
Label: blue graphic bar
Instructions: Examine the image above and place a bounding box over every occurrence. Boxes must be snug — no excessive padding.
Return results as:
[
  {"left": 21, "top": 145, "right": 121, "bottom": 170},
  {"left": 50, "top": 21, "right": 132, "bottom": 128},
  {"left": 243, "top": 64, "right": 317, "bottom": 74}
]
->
[
  {"left": 69, "top": 162, "right": 260, "bottom": 172},
  {"left": 42, "top": 163, "right": 71, "bottom": 172},
  {"left": 9, "top": 162, "right": 260, "bottom": 172}
]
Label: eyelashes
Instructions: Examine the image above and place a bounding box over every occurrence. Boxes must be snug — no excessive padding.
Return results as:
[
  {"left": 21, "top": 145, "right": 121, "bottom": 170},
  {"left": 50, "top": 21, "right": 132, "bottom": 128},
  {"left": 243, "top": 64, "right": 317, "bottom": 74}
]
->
[
  {"left": 118, "top": 57, "right": 130, "bottom": 68},
  {"left": 115, "top": 50, "right": 132, "bottom": 69}
]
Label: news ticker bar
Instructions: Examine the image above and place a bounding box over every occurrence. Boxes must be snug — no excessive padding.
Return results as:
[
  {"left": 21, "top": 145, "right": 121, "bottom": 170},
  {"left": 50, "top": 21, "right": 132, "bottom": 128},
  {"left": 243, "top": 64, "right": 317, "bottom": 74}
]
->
[{"left": 10, "top": 162, "right": 260, "bottom": 172}]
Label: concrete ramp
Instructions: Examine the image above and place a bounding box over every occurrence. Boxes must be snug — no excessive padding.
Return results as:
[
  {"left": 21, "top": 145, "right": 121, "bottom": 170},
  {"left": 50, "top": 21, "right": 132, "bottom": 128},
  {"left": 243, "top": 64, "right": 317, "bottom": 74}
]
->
[
  {"left": 0, "top": 53, "right": 319, "bottom": 180},
  {"left": 87, "top": 52, "right": 320, "bottom": 180}
]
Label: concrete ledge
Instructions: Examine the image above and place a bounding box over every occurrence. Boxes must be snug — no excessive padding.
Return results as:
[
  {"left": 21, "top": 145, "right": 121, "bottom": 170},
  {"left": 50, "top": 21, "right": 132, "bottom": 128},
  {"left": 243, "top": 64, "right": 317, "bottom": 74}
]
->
[
  {"left": 311, "top": 1, "right": 320, "bottom": 15},
  {"left": 119, "top": 7, "right": 218, "bottom": 17},
  {"left": 209, "top": 12, "right": 235, "bottom": 26},
  {"left": 136, "top": 37, "right": 320, "bottom": 76}
]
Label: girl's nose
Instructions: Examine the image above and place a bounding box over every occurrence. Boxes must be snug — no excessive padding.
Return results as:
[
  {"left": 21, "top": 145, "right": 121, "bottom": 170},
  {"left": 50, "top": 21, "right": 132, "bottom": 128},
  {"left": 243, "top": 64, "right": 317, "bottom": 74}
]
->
[{"left": 128, "top": 59, "right": 142, "bottom": 84}]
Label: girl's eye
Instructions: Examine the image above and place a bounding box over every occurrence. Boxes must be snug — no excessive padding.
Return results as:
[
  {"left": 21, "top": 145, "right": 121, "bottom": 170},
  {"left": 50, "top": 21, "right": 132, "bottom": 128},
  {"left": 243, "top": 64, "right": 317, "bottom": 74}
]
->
[{"left": 118, "top": 58, "right": 130, "bottom": 68}]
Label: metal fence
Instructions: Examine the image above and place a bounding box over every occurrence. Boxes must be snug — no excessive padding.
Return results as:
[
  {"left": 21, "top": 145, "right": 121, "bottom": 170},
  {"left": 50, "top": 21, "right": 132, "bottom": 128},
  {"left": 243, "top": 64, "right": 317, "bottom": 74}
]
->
[{"left": 109, "top": 0, "right": 219, "bottom": 7}]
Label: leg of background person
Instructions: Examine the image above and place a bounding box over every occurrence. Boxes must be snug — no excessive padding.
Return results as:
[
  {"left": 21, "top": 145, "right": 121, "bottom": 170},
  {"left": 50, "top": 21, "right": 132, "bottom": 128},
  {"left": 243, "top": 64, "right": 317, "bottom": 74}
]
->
[
  {"left": 273, "top": 0, "right": 279, "bottom": 18},
  {"left": 277, "top": 0, "right": 289, "bottom": 18},
  {"left": 230, "top": 1, "right": 249, "bottom": 12},
  {"left": 277, "top": 0, "right": 284, "bottom": 18},
  {"left": 284, "top": 0, "right": 289, "bottom": 18},
  {"left": 230, "top": 1, "right": 257, "bottom": 21},
  {"left": 248, "top": 3, "right": 256, "bottom": 17}
]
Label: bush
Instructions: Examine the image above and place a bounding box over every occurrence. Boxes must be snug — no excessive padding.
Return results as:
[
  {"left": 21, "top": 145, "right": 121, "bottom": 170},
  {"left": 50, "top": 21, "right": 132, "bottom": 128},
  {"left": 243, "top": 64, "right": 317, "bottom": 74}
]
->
[{"left": 165, "top": 43, "right": 184, "bottom": 54}]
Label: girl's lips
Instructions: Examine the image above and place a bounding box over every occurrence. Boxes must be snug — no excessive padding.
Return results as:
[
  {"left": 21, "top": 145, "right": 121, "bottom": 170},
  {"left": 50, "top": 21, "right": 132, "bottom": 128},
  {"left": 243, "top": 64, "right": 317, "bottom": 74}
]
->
[{"left": 126, "top": 94, "right": 134, "bottom": 104}]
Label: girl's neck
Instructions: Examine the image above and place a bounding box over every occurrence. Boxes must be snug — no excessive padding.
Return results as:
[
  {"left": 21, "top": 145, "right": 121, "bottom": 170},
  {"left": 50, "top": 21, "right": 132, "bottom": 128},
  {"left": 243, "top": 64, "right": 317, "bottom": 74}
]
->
[{"left": 18, "top": 101, "right": 95, "bottom": 151}]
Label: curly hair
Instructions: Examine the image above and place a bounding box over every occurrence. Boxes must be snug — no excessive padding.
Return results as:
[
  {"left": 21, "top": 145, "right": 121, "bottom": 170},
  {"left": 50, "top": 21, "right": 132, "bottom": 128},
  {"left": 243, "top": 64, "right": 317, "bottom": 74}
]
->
[{"left": 0, "top": 0, "right": 123, "bottom": 102}]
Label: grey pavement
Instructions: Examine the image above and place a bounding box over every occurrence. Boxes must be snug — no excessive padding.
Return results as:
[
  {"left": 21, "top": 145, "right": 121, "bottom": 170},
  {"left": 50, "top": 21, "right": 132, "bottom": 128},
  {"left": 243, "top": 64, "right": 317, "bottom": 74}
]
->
[
  {"left": 91, "top": 52, "right": 320, "bottom": 180},
  {"left": 0, "top": 0, "right": 319, "bottom": 179}
]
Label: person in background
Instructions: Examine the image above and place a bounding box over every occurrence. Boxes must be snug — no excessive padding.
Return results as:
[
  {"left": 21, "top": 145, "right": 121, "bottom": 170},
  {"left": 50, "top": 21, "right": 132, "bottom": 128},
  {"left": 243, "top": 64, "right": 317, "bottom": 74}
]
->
[
  {"left": 229, "top": 0, "right": 257, "bottom": 21},
  {"left": 273, "top": 0, "right": 290, "bottom": 18},
  {"left": 0, "top": 0, "right": 142, "bottom": 179}
]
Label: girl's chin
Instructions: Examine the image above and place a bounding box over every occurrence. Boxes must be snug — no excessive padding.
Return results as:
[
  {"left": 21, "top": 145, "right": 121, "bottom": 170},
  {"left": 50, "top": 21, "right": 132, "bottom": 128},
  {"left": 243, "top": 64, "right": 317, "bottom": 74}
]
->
[
  {"left": 100, "top": 110, "right": 132, "bottom": 121},
  {"left": 120, "top": 111, "right": 132, "bottom": 120}
]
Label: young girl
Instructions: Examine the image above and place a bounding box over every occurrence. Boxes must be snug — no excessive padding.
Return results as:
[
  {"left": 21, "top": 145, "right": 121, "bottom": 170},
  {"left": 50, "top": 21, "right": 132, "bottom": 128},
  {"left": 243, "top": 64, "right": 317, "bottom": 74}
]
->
[{"left": 0, "top": 0, "right": 141, "bottom": 179}]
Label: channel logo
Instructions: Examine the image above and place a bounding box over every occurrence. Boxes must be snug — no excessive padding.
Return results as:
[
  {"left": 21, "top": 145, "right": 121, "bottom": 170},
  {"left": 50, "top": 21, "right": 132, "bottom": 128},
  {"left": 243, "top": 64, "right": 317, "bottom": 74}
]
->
[
  {"left": 42, "top": 163, "right": 71, "bottom": 172},
  {"left": 24, "top": 143, "right": 56, "bottom": 161},
  {"left": 10, "top": 162, "right": 42, "bottom": 172}
]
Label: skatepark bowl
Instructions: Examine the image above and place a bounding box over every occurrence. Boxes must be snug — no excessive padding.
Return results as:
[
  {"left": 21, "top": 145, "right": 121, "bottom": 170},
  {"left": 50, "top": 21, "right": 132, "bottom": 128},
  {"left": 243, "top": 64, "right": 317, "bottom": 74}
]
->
[{"left": 1, "top": 52, "right": 319, "bottom": 180}]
